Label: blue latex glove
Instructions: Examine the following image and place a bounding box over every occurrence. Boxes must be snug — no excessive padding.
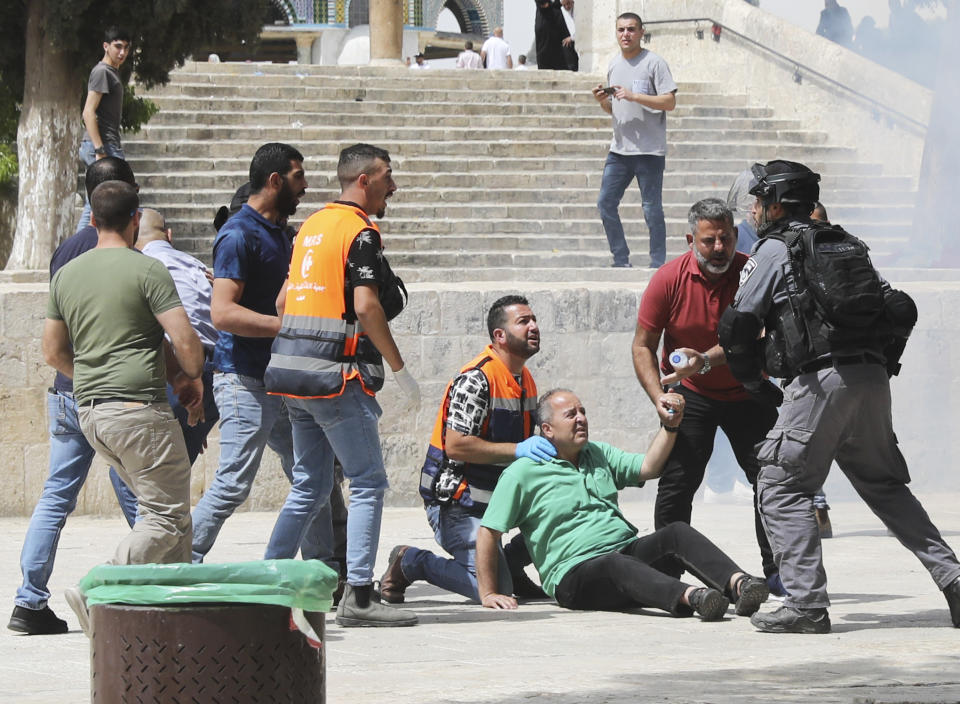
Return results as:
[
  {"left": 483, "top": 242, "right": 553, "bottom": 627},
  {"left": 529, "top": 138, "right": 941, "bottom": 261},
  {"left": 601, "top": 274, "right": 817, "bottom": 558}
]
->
[{"left": 514, "top": 436, "right": 558, "bottom": 462}]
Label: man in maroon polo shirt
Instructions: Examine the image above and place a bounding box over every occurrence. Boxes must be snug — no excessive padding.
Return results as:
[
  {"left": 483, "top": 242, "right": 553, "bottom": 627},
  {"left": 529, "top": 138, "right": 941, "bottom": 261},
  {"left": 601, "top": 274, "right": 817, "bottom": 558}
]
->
[{"left": 631, "top": 197, "right": 781, "bottom": 590}]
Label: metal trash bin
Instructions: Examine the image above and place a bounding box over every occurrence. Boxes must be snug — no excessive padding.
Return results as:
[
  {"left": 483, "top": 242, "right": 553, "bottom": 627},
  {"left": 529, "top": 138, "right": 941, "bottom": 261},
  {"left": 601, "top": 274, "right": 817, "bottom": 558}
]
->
[
  {"left": 91, "top": 603, "right": 324, "bottom": 703},
  {"left": 80, "top": 560, "right": 336, "bottom": 704}
]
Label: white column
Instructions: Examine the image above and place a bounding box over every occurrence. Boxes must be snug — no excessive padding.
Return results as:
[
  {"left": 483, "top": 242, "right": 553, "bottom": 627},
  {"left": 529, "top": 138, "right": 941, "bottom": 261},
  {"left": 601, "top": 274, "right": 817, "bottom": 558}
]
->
[{"left": 370, "top": 0, "right": 404, "bottom": 65}]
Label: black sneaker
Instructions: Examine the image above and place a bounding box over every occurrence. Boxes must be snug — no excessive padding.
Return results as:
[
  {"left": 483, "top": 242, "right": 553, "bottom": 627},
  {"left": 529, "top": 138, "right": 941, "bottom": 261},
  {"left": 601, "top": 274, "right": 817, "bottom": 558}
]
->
[
  {"left": 734, "top": 575, "right": 770, "bottom": 617},
  {"left": 943, "top": 576, "right": 960, "bottom": 627},
  {"left": 750, "top": 605, "right": 831, "bottom": 634},
  {"left": 7, "top": 605, "right": 68, "bottom": 635},
  {"left": 687, "top": 587, "right": 729, "bottom": 621}
]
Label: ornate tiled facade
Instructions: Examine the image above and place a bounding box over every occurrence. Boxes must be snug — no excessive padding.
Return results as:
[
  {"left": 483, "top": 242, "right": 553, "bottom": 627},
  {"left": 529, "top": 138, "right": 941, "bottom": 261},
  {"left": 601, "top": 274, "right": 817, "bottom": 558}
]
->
[{"left": 272, "top": 0, "right": 501, "bottom": 32}]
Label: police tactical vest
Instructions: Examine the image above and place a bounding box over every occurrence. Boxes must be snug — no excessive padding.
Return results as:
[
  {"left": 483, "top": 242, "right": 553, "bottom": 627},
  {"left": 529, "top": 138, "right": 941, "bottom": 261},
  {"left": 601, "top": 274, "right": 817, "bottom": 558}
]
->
[
  {"left": 760, "top": 219, "right": 888, "bottom": 377},
  {"left": 418, "top": 347, "right": 537, "bottom": 511},
  {"left": 265, "top": 203, "right": 385, "bottom": 398}
]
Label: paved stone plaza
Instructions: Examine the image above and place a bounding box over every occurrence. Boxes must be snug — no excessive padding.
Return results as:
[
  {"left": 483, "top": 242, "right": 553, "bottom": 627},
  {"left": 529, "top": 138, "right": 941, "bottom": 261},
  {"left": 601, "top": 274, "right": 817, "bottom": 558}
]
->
[{"left": 3, "top": 492, "right": 959, "bottom": 703}]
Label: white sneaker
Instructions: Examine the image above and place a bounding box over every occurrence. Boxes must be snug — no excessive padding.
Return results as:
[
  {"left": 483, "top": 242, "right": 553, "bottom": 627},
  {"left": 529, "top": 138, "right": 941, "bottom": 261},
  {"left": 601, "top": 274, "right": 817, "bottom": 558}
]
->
[{"left": 64, "top": 587, "right": 90, "bottom": 637}]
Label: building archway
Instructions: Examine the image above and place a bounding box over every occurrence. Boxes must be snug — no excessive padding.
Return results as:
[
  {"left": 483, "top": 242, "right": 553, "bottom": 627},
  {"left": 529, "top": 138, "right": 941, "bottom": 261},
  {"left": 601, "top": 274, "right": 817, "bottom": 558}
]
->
[{"left": 432, "top": 0, "right": 489, "bottom": 36}]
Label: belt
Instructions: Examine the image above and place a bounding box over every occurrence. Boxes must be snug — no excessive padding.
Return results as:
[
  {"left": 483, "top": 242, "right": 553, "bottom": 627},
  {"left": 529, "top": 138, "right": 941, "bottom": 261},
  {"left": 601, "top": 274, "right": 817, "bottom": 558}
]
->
[
  {"left": 87, "top": 397, "right": 147, "bottom": 407},
  {"left": 799, "top": 354, "right": 884, "bottom": 375}
]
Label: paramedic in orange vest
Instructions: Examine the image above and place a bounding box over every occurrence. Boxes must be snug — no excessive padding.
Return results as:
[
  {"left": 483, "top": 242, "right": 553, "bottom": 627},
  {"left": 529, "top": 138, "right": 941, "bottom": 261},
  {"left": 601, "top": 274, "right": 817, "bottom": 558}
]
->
[
  {"left": 264, "top": 143, "right": 421, "bottom": 628},
  {"left": 378, "top": 295, "right": 556, "bottom": 603}
]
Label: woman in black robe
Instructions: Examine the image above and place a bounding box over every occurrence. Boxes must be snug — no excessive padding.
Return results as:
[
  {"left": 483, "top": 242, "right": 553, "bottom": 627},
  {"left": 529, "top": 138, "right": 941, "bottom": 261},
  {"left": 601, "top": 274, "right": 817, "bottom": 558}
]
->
[{"left": 534, "top": 0, "right": 571, "bottom": 70}]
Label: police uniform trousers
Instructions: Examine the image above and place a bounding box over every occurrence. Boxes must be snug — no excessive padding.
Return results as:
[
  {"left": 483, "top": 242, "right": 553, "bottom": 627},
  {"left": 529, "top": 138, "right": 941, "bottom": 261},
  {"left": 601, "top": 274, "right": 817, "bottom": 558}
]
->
[{"left": 756, "top": 362, "right": 960, "bottom": 610}]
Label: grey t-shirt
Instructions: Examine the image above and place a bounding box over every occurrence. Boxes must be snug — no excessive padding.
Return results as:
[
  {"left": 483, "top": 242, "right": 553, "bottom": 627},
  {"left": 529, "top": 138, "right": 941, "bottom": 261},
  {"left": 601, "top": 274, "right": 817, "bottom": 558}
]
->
[
  {"left": 86, "top": 62, "right": 124, "bottom": 148},
  {"left": 606, "top": 49, "right": 677, "bottom": 156}
]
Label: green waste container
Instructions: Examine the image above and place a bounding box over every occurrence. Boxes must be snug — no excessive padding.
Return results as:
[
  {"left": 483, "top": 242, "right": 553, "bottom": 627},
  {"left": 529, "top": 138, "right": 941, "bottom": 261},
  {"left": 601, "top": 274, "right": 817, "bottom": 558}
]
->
[{"left": 83, "top": 560, "right": 337, "bottom": 704}]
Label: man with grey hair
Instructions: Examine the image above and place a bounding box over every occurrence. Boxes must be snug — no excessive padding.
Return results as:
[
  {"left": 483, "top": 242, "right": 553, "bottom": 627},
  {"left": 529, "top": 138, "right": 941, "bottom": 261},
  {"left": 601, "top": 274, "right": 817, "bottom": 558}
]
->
[
  {"left": 631, "top": 197, "right": 782, "bottom": 593},
  {"left": 476, "top": 388, "right": 770, "bottom": 621}
]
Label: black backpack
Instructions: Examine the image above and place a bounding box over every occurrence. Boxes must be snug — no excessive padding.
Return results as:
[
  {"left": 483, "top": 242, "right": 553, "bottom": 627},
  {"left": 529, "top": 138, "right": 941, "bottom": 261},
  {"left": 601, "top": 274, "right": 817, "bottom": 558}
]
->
[{"left": 766, "top": 220, "right": 887, "bottom": 362}]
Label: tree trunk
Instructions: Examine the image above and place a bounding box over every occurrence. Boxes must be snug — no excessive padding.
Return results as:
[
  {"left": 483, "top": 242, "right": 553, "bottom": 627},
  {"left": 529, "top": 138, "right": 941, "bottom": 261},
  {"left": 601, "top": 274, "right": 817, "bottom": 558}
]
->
[
  {"left": 7, "top": 0, "right": 83, "bottom": 271},
  {"left": 913, "top": 3, "right": 959, "bottom": 266}
]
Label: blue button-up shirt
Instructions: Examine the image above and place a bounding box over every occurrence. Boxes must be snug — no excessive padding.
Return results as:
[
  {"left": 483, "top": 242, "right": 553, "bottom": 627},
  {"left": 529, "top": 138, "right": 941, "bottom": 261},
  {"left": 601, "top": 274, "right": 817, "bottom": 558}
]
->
[
  {"left": 142, "top": 239, "right": 218, "bottom": 351},
  {"left": 211, "top": 204, "right": 292, "bottom": 378}
]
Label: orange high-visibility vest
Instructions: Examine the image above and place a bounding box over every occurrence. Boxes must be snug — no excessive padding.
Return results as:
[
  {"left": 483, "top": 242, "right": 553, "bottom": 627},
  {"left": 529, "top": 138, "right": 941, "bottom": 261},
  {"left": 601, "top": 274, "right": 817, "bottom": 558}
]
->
[
  {"left": 418, "top": 345, "right": 537, "bottom": 509},
  {"left": 265, "top": 202, "right": 384, "bottom": 398}
]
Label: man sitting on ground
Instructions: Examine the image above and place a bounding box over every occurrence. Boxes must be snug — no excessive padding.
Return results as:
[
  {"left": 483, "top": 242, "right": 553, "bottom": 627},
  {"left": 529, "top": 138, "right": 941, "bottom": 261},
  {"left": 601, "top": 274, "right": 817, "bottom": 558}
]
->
[{"left": 476, "top": 389, "right": 769, "bottom": 620}]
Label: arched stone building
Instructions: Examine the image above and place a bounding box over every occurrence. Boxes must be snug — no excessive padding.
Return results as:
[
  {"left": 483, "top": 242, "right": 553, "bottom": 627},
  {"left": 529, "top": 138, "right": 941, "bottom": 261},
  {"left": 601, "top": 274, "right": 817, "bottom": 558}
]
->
[{"left": 267, "top": 0, "right": 501, "bottom": 33}]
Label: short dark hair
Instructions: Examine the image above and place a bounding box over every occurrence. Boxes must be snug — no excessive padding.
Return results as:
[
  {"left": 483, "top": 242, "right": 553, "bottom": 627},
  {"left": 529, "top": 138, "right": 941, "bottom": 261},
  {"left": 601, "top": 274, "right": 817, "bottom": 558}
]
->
[
  {"left": 91, "top": 180, "right": 139, "bottom": 232},
  {"left": 249, "top": 142, "right": 304, "bottom": 193},
  {"left": 465, "top": 40, "right": 474, "bottom": 50},
  {"left": 85, "top": 157, "right": 136, "bottom": 199},
  {"left": 617, "top": 12, "right": 643, "bottom": 26},
  {"left": 103, "top": 27, "right": 131, "bottom": 44},
  {"left": 487, "top": 295, "right": 530, "bottom": 341},
  {"left": 337, "top": 143, "right": 391, "bottom": 188},
  {"left": 811, "top": 201, "right": 828, "bottom": 221}
]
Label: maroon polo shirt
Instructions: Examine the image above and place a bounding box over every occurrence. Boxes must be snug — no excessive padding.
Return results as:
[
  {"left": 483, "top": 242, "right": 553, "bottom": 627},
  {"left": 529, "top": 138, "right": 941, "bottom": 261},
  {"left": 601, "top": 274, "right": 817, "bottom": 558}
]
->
[{"left": 637, "top": 250, "right": 751, "bottom": 402}]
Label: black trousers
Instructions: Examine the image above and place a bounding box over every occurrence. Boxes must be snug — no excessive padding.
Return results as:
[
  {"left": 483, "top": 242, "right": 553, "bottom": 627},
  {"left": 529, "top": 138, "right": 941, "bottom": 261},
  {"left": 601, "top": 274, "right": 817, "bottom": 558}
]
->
[
  {"left": 554, "top": 523, "right": 741, "bottom": 615},
  {"left": 653, "top": 385, "right": 779, "bottom": 577}
]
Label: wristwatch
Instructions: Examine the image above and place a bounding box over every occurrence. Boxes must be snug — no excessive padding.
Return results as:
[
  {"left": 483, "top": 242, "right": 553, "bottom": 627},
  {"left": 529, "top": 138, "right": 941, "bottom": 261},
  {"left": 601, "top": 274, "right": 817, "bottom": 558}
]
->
[
  {"left": 698, "top": 354, "right": 712, "bottom": 375},
  {"left": 94, "top": 146, "right": 106, "bottom": 156}
]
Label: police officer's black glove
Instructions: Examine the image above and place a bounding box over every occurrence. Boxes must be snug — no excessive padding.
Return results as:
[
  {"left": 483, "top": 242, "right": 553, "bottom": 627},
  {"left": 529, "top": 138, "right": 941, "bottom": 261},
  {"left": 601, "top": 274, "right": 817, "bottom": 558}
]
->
[{"left": 743, "top": 379, "right": 784, "bottom": 408}]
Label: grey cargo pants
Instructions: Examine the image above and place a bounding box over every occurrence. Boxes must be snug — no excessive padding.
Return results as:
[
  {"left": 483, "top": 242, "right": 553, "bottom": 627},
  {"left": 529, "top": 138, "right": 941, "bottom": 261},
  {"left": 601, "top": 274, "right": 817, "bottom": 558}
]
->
[{"left": 755, "top": 363, "right": 960, "bottom": 609}]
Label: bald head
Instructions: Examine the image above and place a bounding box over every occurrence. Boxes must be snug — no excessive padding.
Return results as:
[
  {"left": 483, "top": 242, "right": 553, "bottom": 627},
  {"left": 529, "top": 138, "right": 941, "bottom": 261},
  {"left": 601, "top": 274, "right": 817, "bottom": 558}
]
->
[
  {"left": 493, "top": 27, "right": 504, "bottom": 37},
  {"left": 135, "top": 208, "right": 170, "bottom": 249}
]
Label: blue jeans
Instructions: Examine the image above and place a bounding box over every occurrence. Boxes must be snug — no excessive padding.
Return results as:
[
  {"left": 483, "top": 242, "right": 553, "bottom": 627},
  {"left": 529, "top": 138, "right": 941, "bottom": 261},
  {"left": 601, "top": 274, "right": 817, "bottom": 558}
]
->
[
  {"left": 265, "top": 380, "right": 388, "bottom": 585},
  {"left": 14, "top": 391, "right": 138, "bottom": 610},
  {"left": 191, "top": 372, "right": 323, "bottom": 562},
  {"left": 401, "top": 504, "right": 512, "bottom": 601},
  {"left": 76, "top": 139, "right": 124, "bottom": 232},
  {"left": 597, "top": 152, "right": 667, "bottom": 267}
]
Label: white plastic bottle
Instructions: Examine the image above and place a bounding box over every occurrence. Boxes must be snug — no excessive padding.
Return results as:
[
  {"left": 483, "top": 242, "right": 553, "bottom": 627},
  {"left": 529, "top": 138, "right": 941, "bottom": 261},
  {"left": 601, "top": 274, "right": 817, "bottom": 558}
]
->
[{"left": 668, "top": 350, "right": 689, "bottom": 370}]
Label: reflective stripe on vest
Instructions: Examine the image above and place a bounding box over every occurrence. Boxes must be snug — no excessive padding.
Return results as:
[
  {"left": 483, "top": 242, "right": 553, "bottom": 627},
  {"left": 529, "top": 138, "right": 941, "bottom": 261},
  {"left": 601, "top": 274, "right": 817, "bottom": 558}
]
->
[
  {"left": 265, "top": 203, "right": 385, "bottom": 398},
  {"left": 418, "top": 345, "right": 537, "bottom": 508}
]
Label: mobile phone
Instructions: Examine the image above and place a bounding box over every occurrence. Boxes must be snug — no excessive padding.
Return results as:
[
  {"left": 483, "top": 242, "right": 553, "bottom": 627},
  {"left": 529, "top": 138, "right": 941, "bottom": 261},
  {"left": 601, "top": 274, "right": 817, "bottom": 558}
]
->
[{"left": 601, "top": 86, "right": 617, "bottom": 95}]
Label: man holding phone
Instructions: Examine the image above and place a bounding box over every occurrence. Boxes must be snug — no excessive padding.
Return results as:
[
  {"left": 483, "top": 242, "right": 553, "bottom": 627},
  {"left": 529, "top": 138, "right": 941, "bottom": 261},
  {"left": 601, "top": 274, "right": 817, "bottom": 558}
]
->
[{"left": 593, "top": 12, "right": 677, "bottom": 269}]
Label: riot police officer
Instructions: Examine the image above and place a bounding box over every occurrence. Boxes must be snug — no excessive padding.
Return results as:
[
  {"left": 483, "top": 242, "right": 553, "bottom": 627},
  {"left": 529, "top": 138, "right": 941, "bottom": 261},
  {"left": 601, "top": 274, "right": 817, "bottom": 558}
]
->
[{"left": 719, "top": 159, "right": 960, "bottom": 634}]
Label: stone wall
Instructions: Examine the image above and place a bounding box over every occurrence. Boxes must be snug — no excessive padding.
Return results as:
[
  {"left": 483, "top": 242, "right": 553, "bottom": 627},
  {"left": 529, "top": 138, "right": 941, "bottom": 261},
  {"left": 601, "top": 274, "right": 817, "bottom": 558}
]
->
[{"left": 1, "top": 275, "right": 958, "bottom": 518}]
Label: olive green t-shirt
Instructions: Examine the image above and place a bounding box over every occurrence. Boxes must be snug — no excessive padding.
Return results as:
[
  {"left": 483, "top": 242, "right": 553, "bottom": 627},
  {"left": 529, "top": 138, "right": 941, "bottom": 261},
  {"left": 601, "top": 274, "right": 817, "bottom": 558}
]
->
[
  {"left": 47, "top": 247, "right": 182, "bottom": 404},
  {"left": 481, "top": 441, "right": 645, "bottom": 598}
]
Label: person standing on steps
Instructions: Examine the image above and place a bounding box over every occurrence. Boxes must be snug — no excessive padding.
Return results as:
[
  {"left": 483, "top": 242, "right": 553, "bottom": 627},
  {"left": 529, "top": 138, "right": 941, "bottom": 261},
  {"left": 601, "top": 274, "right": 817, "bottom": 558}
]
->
[{"left": 593, "top": 12, "right": 677, "bottom": 269}]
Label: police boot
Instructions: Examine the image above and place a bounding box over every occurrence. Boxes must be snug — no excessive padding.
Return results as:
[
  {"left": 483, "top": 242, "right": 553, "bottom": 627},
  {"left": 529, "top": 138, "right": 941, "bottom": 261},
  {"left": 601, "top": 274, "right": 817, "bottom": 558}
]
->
[
  {"left": 944, "top": 576, "right": 960, "bottom": 627},
  {"left": 336, "top": 583, "right": 418, "bottom": 628}
]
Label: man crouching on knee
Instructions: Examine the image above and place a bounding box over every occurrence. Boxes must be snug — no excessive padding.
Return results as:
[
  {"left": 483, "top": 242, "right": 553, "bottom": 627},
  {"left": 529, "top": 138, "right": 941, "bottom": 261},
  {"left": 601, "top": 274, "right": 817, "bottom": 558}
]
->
[{"left": 476, "top": 388, "right": 769, "bottom": 620}]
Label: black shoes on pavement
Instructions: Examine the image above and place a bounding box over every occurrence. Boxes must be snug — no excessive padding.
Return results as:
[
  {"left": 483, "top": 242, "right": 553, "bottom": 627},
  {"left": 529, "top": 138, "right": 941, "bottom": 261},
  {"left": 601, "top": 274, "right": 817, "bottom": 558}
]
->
[
  {"left": 687, "top": 588, "right": 729, "bottom": 621},
  {"left": 7, "top": 605, "right": 68, "bottom": 635},
  {"left": 733, "top": 575, "right": 770, "bottom": 617},
  {"left": 751, "top": 605, "right": 832, "bottom": 634}
]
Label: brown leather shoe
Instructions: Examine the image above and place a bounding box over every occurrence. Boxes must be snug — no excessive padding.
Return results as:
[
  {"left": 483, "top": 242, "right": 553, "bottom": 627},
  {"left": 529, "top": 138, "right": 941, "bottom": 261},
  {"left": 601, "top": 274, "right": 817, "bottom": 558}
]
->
[{"left": 379, "top": 545, "right": 412, "bottom": 604}]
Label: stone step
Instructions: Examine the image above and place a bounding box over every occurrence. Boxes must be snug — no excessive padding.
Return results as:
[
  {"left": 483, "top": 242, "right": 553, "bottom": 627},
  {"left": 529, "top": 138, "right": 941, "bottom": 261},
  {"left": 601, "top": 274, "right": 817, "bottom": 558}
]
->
[
  {"left": 139, "top": 184, "right": 915, "bottom": 207},
  {"left": 133, "top": 169, "right": 913, "bottom": 192},
  {"left": 145, "top": 110, "right": 806, "bottom": 132},
  {"left": 143, "top": 199, "right": 913, "bottom": 222},
  {"left": 142, "top": 96, "right": 779, "bottom": 120},
  {"left": 124, "top": 155, "right": 895, "bottom": 178},
  {"left": 124, "top": 139, "right": 855, "bottom": 160},
  {"left": 146, "top": 83, "right": 760, "bottom": 108},
  {"left": 132, "top": 124, "right": 832, "bottom": 147},
  {"left": 164, "top": 65, "right": 713, "bottom": 89}
]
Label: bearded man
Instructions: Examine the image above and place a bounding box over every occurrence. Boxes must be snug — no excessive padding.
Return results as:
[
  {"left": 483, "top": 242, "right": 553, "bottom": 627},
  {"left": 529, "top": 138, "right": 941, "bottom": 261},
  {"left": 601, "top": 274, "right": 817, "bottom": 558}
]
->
[{"left": 630, "top": 198, "right": 782, "bottom": 593}]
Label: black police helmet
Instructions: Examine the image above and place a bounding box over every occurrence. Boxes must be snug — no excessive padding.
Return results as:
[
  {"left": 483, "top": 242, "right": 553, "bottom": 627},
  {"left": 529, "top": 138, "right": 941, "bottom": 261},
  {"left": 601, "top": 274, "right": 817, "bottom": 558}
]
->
[{"left": 749, "top": 160, "right": 820, "bottom": 206}]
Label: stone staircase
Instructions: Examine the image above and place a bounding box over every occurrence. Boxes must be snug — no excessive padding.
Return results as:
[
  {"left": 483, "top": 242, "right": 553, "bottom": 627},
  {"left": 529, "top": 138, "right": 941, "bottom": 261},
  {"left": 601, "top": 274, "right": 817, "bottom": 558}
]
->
[{"left": 125, "top": 62, "right": 916, "bottom": 282}]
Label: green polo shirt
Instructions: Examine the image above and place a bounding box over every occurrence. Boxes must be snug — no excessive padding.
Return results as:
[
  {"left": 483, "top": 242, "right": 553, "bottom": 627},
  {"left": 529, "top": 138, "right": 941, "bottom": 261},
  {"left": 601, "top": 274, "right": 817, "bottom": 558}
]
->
[{"left": 481, "top": 441, "right": 645, "bottom": 598}]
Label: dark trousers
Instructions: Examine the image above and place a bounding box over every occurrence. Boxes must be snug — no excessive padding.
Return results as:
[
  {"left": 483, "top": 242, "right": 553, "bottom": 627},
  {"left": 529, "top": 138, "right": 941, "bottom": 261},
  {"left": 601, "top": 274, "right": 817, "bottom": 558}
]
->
[
  {"left": 554, "top": 523, "right": 741, "bottom": 615},
  {"left": 654, "top": 385, "right": 779, "bottom": 577}
]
